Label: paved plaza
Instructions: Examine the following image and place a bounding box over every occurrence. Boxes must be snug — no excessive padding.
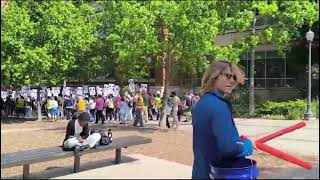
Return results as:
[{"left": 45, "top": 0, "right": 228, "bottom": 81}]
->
[{"left": 1, "top": 118, "right": 319, "bottom": 179}]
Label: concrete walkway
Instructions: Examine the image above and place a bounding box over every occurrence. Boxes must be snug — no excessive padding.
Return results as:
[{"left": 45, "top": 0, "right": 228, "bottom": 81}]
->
[
  {"left": 147, "top": 118, "right": 319, "bottom": 179},
  {"left": 235, "top": 119, "right": 319, "bottom": 158},
  {"left": 13, "top": 118, "right": 316, "bottom": 179},
  {"left": 53, "top": 154, "right": 192, "bottom": 179},
  {"left": 166, "top": 118, "right": 319, "bottom": 157}
]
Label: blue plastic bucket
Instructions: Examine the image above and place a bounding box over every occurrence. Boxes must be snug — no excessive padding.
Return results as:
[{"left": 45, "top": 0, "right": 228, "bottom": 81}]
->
[{"left": 210, "top": 158, "right": 259, "bottom": 179}]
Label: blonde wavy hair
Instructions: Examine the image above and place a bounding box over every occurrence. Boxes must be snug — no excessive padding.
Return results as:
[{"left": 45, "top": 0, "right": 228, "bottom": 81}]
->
[{"left": 200, "top": 60, "right": 245, "bottom": 96}]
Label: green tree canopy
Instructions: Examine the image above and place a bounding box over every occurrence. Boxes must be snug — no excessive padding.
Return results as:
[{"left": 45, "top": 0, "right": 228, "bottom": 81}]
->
[
  {"left": 1, "top": 0, "right": 318, "bottom": 88},
  {"left": 1, "top": 1, "right": 100, "bottom": 88}
]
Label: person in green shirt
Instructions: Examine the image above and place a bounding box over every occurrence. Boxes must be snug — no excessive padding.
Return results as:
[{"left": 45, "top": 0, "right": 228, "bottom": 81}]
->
[
  {"left": 46, "top": 97, "right": 54, "bottom": 119},
  {"left": 155, "top": 93, "right": 163, "bottom": 120},
  {"left": 16, "top": 96, "right": 25, "bottom": 118}
]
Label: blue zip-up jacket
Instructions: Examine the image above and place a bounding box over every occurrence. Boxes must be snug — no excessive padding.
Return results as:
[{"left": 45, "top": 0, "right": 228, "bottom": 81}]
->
[{"left": 192, "top": 91, "right": 253, "bottom": 179}]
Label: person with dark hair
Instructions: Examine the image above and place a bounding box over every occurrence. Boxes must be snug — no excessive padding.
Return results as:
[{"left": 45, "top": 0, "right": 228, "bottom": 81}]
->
[
  {"left": 148, "top": 93, "right": 155, "bottom": 120},
  {"left": 106, "top": 95, "right": 114, "bottom": 121},
  {"left": 133, "top": 91, "right": 145, "bottom": 127},
  {"left": 5, "top": 95, "right": 15, "bottom": 117},
  {"left": 0, "top": 97, "right": 4, "bottom": 118},
  {"left": 95, "top": 94, "right": 106, "bottom": 124},
  {"left": 46, "top": 96, "right": 54, "bottom": 119},
  {"left": 62, "top": 112, "right": 101, "bottom": 150},
  {"left": 119, "top": 97, "right": 129, "bottom": 124},
  {"left": 114, "top": 94, "right": 122, "bottom": 121},
  {"left": 24, "top": 97, "right": 33, "bottom": 118},
  {"left": 155, "top": 93, "right": 162, "bottom": 121},
  {"left": 165, "top": 95, "right": 173, "bottom": 128},
  {"left": 77, "top": 96, "right": 86, "bottom": 113},
  {"left": 142, "top": 90, "right": 150, "bottom": 122},
  {"left": 51, "top": 96, "right": 59, "bottom": 121},
  {"left": 88, "top": 96, "right": 96, "bottom": 122},
  {"left": 171, "top": 91, "right": 180, "bottom": 129},
  {"left": 16, "top": 96, "right": 25, "bottom": 118},
  {"left": 64, "top": 96, "right": 75, "bottom": 120}
]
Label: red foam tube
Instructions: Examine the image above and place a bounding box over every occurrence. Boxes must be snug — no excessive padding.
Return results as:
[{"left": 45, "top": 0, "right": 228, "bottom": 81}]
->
[
  {"left": 256, "top": 121, "right": 306, "bottom": 143},
  {"left": 256, "top": 142, "right": 313, "bottom": 169},
  {"left": 253, "top": 121, "right": 313, "bottom": 170}
]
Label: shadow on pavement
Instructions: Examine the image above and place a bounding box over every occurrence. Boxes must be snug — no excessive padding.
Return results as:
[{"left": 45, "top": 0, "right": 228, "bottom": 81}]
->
[
  {"left": 2, "top": 155, "right": 139, "bottom": 179},
  {"left": 1, "top": 117, "right": 38, "bottom": 124},
  {"left": 261, "top": 163, "right": 319, "bottom": 179},
  {"left": 44, "top": 122, "right": 161, "bottom": 134}
]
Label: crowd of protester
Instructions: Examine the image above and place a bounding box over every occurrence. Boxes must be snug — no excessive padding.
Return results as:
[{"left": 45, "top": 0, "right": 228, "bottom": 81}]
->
[{"left": 0, "top": 89, "right": 200, "bottom": 128}]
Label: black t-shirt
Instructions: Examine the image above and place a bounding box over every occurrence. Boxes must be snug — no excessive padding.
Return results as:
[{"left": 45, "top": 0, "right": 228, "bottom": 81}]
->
[
  {"left": 143, "top": 94, "right": 150, "bottom": 106},
  {"left": 0, "top": 98, "right": 4, "bottom": 109},
  {"left": 25, "top": 100, "right": 32, "bottom": 106}
]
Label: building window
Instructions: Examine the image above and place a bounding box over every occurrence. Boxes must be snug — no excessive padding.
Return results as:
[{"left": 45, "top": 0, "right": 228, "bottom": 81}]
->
[{"left": 240, "top": 50, "right": 291, "bottom": 89}]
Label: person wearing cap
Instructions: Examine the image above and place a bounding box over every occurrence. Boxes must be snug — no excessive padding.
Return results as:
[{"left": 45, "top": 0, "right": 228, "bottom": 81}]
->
[{"left": 62, "top": 112, "right": 101, "bottom": 150}]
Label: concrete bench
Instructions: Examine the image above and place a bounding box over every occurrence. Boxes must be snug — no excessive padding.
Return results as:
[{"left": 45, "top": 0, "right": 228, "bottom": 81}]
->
[{"left": 1, "top": 135, "right": 152, "bottom": 179}]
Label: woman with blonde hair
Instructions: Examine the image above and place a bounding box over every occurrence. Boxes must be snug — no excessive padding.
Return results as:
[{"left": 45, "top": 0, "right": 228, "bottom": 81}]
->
[{"left": 192, "top": 60, "right": 255, "bottom": 179}]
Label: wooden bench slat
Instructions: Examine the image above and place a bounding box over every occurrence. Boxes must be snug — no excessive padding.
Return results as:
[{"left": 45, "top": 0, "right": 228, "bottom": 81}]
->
[
  {"left": 1, "top": 135, "right": 152, "bottom": 169},
  {"left": 2, "top": 147, "right": 66, "bottom": 157},
  {"left": 2, "top": 147, "right": 70, "bottom": 160},
  {"left": 2, "top": 147, "right": 70, "bottom": 159},
  {"left": 2, "top": 150, "right": 72, "bottom": 163},
  {"left": 2, "top": 149, "right": 73, "bottom": 168}
]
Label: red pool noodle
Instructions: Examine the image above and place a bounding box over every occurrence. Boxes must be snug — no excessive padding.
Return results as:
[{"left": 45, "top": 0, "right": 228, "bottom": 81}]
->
[
  {"left": 253, "top": 121, "right": 313, "bottom": 170},
  {"left": 255, "top": 121, "right": 306, "bottom": 144},
  {"left": 255, "top": 142, "right": 312, "bottom": 169}
]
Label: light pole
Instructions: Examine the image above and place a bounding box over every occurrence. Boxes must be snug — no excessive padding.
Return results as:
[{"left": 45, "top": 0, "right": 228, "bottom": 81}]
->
[{"left": 304, "top": 29, "right": 315, "bottom": 121}]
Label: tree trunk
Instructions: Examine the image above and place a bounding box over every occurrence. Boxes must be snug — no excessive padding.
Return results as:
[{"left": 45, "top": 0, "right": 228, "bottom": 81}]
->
[
  {"left": 158, "top": 19, "right": 171, "bottom": 129},
  {"left": 159, "top": 50, "right": 172, "bottom": 129}
]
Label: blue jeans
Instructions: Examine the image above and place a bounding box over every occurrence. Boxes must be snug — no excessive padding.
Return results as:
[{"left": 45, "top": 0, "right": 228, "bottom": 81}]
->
[
  {"left": 133, "top": 110, "right": 144, "bottom": 127},
  {"left": 89, "top": 109, "right": 95, "bottom": 121},
  {"left": 25, "top": 106, "right": 32, "bottom": 117}
]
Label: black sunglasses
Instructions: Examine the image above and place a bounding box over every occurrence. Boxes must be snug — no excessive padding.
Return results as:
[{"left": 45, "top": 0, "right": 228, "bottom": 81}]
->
[{"left": 221, "top": 72, "right": 237, "bottom": 81}]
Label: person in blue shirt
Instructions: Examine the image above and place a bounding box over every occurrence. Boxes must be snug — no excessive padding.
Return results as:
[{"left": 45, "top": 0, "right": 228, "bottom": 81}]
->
[{"left": 192, "top": 60, "right": 255, "bottom": 179}]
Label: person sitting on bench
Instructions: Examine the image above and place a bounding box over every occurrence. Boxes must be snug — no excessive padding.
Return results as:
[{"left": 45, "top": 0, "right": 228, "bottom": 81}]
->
[{"left": 62, "top": 112, "right": 101, "bottom": 151}]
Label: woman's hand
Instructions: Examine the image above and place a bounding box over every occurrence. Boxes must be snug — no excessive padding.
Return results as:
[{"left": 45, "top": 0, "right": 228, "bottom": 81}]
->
[
  {"left": 240, "top": 135, "right": 258, "bottom": 151},
  {"left": 249, "top": 139, "right": 257, "bottom": 151}
]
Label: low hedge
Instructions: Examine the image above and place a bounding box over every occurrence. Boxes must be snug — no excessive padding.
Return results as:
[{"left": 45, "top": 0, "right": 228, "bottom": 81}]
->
[{"left": 256, "top": 98, "right": 319, "bottom": 120}]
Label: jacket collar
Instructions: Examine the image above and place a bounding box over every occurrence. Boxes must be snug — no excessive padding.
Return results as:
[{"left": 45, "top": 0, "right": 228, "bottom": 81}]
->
[
  {"left": 209, "top": 90, "right": 224, "bottom": 99},
  {"left": 208, "top": 90, "right": 235, "bottom": 126},
  {"left": 208, "top": 90, "right": 232, "bottom": 108}
]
